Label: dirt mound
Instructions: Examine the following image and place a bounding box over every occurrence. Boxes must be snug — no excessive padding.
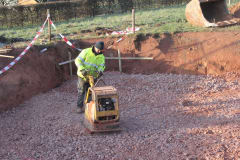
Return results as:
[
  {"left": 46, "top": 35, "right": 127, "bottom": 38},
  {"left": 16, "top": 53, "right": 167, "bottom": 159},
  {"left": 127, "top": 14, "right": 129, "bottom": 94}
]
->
[
  {"left": 1, "top": 31, "right": 240, "bottom": 111},
  {"left": 105, "top": 32, "right": 240, "bottom": 75},
  {"left": 229, "top": 2, "right": 240, "bottom": 17}
]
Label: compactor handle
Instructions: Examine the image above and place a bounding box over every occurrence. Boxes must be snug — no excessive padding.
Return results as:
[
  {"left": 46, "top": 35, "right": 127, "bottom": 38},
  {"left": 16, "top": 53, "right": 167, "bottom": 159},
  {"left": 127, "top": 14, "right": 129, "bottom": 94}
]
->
[{"left": 88, "top": 75, "right": 94, "bottom": 87}]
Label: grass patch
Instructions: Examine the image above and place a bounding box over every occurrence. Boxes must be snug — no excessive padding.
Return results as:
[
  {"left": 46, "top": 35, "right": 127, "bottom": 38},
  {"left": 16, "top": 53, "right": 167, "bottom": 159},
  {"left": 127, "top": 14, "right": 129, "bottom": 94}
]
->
[{"left": 1, "top": 3, "right": 240, "bottom": 43}]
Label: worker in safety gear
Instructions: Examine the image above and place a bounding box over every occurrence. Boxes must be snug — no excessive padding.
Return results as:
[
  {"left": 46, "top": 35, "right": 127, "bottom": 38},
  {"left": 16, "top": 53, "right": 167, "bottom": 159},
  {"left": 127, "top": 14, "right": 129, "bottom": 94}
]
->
[{"left": 75, "top": 41, "right": 105, "bottom": 113}]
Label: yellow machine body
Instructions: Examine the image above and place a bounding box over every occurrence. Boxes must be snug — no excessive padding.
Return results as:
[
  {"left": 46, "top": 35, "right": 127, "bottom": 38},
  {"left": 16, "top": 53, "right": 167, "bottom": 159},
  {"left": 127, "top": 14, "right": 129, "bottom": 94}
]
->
[{"left": 83, "top": 76, "right": 120, "bottom": 133}]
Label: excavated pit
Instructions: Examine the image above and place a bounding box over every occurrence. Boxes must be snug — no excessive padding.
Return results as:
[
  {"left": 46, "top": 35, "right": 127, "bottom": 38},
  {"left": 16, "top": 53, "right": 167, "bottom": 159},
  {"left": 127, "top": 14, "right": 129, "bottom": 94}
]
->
[
  {"left": 1, "top": 32, "right": 240, "bottom": 111},
  {"left": 1, "top": 32, "right": 240, "bottom": 159}
]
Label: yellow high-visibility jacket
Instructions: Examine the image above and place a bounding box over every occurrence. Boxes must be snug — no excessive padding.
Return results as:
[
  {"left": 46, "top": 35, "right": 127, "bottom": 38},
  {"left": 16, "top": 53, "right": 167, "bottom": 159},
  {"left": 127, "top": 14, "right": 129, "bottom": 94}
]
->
[{"left": 75, "top": 47, "right": 105, "bottom": 80}]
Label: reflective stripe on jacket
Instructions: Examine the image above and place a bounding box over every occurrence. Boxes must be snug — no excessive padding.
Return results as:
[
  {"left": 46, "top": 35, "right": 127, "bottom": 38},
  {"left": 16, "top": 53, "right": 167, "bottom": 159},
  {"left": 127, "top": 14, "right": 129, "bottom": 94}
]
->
[{"left": 75, "top": 47, "right": 105, "bottom": 80}]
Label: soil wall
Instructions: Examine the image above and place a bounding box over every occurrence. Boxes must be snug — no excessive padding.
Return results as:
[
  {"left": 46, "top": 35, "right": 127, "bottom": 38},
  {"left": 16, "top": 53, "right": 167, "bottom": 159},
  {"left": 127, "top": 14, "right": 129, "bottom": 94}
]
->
[
  {"left": 0, "top": 43, "right": 71, "bottom": 111},
  {"left": 1, "top": 32, "right": 240, "bottom": 111}
]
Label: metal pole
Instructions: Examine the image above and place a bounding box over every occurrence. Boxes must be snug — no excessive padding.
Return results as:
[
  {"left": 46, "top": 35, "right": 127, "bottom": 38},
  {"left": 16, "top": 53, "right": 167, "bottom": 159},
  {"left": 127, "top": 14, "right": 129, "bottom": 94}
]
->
[
  {"left": 132, "top": 9, "right": 135, "bottom": 34},
  {"left": 47, "top": 9, "right": 51, "bottom": 42},
  {"left": 118, "top": 49, "right": 122, "bottom": 72},
  {"left": 106, "top": 57, "right": 153, "bottom": 60},
  {"left": 58, "top": 57, "right": 153, "bottom": 66},
  {"left": 68, "top": 51, "right": 72, "bottom": 77},
  {"left": 229, "top": 0, "right": 231, "bottom": 5}
]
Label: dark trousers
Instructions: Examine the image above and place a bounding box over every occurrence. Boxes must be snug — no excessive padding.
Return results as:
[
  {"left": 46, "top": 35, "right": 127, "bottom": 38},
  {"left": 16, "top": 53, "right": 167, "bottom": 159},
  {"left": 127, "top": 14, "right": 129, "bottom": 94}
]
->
[{"left": 77, "top": 77, "right": 90, "bottom": 108}]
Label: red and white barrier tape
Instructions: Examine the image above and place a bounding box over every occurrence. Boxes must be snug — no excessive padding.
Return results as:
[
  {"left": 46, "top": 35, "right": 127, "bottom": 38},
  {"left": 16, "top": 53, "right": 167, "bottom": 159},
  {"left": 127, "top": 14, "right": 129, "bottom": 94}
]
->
[
  {"left": 0, "top": 17, "right": 49, "bottom": 75},
  {"left": 50, "top": 19, "right": 139, "bottom": 51},
  {"left": 49, "top": 19, "right": 82, "bottom": 52},
  {"left": 0, "top": 17, "right": 137, "bottom": 75}
]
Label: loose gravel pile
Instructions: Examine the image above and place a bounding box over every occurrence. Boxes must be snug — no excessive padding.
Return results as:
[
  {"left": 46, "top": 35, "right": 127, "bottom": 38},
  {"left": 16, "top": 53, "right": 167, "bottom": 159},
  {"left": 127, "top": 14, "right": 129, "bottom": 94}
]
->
[{"left": 0, "top": 72, "right": 240, "bottom": 160}]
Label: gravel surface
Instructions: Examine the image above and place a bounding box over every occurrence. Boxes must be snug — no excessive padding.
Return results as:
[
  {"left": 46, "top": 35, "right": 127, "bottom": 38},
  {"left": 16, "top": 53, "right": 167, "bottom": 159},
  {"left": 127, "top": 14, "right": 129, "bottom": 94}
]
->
[{"left": 0, "top": 72, "right": 240, "bottom": 160}]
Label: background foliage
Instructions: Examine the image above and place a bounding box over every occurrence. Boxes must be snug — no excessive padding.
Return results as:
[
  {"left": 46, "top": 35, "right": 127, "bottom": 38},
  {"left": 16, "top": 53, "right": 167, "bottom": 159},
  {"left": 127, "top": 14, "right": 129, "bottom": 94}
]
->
[{"left": 0, "top": 0, "right": 191, "bottom": 27}]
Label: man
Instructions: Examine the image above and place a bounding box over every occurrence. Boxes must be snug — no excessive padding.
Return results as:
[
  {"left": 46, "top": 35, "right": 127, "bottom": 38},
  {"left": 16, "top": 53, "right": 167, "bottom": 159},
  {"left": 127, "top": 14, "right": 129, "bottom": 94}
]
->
[{"left": 74, "top": 41, "right": 105, "bottom": 113}]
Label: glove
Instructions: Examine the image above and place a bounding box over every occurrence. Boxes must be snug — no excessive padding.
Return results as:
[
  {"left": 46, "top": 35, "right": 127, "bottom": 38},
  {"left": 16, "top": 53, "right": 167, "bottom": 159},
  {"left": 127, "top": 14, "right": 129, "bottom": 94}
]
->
[{"left": 80, "top": 70, "right": 88, "bottom": 76}]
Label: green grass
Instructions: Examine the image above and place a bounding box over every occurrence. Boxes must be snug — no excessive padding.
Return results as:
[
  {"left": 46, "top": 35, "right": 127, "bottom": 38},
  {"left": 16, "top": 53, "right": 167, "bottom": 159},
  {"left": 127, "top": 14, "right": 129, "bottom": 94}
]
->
[{"left": 1, "top": 3, "right": 240, "bottom": 44}]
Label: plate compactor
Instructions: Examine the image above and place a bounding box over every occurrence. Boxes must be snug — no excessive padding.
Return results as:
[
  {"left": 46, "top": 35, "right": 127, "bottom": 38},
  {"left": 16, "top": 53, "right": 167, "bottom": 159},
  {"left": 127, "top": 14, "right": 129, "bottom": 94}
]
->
[{"left": 83, "top": 75, "right": 120, "bottom": 133}]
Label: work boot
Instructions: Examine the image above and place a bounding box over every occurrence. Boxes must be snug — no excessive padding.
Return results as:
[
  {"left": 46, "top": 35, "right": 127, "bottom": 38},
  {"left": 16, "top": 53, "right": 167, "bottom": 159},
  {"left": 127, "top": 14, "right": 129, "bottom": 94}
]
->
[{"left": 76, "top": 107, "right": 84, "bottom": 114}]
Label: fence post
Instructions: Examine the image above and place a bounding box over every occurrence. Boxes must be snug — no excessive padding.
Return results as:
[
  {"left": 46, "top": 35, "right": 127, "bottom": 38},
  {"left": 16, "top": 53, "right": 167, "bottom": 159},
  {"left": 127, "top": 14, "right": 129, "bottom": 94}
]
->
[
  {"left": 47, "top": 9, "right": 51, "bottom": 42},
  {"left": 132, "top": 9, "right": 135, "bottom": 34}
]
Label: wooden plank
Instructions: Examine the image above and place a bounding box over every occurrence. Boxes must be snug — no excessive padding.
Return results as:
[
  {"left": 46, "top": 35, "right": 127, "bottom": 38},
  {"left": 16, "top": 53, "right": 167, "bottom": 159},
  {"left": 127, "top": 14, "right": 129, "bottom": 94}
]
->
[
  {"left": 0, "top": 54, "right": 14, "bottom": 58},
  {"left": 0, "top": 49, "right": 12, "bottom": 54}
]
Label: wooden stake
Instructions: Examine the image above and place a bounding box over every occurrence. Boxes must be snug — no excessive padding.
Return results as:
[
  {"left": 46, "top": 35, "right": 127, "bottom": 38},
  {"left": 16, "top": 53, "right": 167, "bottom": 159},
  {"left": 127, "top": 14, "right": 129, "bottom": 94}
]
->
[
  {"left": 118, "top": 49, "right": 122, "bottom": 72},
  {"left": 132, "top": 9, "right": 135, "bottom": 34},
  {"left": 68, "top": 51, "right": 72, "bottom": 77},
  {"left": 47, "top": 9, "right": 51, "bottom": 42}
]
